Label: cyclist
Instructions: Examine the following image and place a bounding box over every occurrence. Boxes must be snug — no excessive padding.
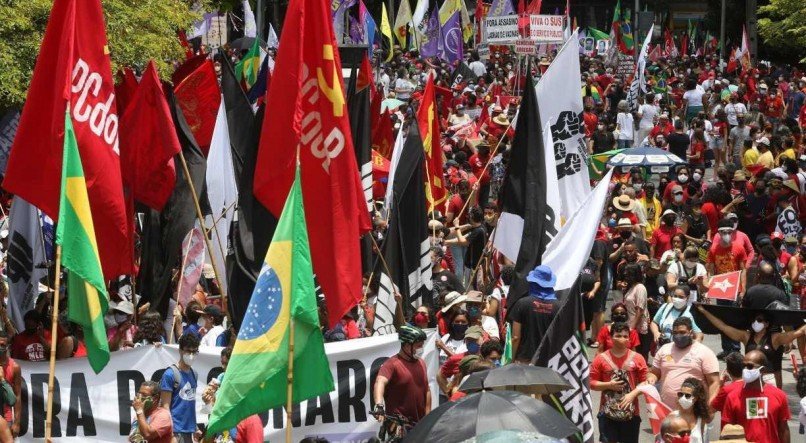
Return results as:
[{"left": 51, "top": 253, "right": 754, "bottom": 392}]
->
[{"left": 372, "top": 325, "right": 431, "bottom": 440}]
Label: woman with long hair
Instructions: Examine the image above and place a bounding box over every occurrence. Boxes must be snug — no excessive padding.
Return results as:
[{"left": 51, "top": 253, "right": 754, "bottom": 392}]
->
[
  {"left": 622, "top": 263, "right": 651, "bottom": 360},
  {"left": 671, "top": 377, "right": 713, "bottom": 443}
]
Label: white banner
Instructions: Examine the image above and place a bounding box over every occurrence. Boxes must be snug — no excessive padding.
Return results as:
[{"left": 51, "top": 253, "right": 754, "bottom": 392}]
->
[
  {"left": 529, "top": 15, "right": 564, "bottom": 42},
  {"left": 14, "top": 332, "right": 439, "bottom": 442},
  {"left": 535, "top": 30, "right": 591, "bottom": 223},
  {"left": 484, "top": 15, "right": 519, "bottom": 43}
]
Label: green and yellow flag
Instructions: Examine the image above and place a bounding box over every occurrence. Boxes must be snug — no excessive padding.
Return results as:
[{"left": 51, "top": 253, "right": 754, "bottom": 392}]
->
[
  {"left": 207, "top": 167, "right": 334, "bottom": 434},
  {"left": 235, "top": 38, "right": 261, "bottom": 89},
  {"left": 57, "top": 108, "right": 110, "bottom": 374}
]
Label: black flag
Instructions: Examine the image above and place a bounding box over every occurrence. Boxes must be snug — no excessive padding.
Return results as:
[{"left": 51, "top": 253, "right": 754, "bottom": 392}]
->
[
  {"left": 373, "top": 123, "right": 432, "bottom": 334},
  {"left": 138, "top": 90, "right": 208, "bottom": 317},
  {"left": 220, "top": 53, "right": 277, "bottom": 329},
  {"left": 450, "top": 62, "right": 479, "bottom": 88},
  {"left": 346, "top": 62, "right": 374, "bottom": 275},
  {"left": 502, "top": 75, "right": 552, "bottom": 313},
  {"left": 531, "top": 279, "right": 595, "bottom": 443}
]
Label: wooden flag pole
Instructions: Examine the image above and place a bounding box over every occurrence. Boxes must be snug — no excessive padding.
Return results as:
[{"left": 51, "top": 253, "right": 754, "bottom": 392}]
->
[
  {"left": 177, "top": 150, "right": 229, "bottom": 319},
  {"left": 285, "top": 317, "right": 296, "bottom": 443},
  {"left": 44, "top": 245, "right": 62, "bottom": 443}
]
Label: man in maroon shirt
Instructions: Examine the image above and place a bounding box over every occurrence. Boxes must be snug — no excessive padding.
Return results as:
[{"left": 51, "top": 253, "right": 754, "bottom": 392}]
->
[
  {"left": 11, "top": 310, "right": 51, "bottom": 362},
  {"left": 373, "top": 326, "right": 431, "bottom": 433}
]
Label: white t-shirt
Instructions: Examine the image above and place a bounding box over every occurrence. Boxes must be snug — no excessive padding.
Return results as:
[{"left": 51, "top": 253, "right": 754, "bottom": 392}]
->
[
  {"left": 439, "top": 334, "right": 467, "bottom": 364},
  {"left": 394, "top": 78, "right": 414, "bottom": 100},
  {"left": 724, "top": 102, "right": 747, "bottom": 126},
  {"left": 638, "top": 104, "right": 658, "bottom": 129},
  {"left": 666, "top": 260, "right": 707, "bottom": 302},
  {"left": 200, "top": 324, "right": 225, "bottom": 347},
  {"left": 616, "top": 112, "right": 634, "bottom": 140},
  {"left": 481, "top": 316, "right": 500, "bottom": 339},
  {"left": 683, "top": 86, "right": 705, "bottom": 107},
  {"left": 468, "top": 60, "right": 487, "bottom": 77}
]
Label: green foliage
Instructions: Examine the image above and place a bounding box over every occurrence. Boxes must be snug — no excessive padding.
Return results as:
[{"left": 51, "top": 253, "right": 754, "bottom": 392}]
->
[
  {"left": 0, "top": 0, "right": 203, "bottom": 109},
  {"left": 757, "top": 0, "right": 806, "bottom": 63}
]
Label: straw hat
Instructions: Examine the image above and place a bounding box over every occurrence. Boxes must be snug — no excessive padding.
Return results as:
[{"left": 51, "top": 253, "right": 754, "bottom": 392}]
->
[
  {"left": 492, "top": 114, "right": 509, "bottom": 126},
  {"left": 612, "top": 194, "right": 635, "bottom": 211}
]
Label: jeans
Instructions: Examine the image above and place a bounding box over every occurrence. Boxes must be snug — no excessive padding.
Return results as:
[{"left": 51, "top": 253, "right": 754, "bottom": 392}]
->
[
  {"left": 717, "top": 299, "right": 741, "bottom": 353},
  {"left": 450, "top": 245, "right": 467, "bottom": 281},
  {"left": 617, "top": 139, "right": 633, "bottom": 149}
]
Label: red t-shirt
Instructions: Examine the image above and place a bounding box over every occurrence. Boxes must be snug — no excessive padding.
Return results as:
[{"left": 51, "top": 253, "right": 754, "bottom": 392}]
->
[
  {"left": 707, "top": 241, "right": 747, "bottom": 274},
  {"left": 649, "top": 122, "right": 674, "bottom": 139},
  {"left": 710, "top": 380, "right": 744, "bottom": 429},
  {"left": 651, "top": 225, "right": 682, "bottom": 259},
  {"left": 722, "top": 385, "right": 790, "bottom": 443},
  {"left": 378, "top": 355, "right": 429, "bottom": 422},
  {"left": 701, "top": 202, "right": 723, "bottom": 236},
  {"left": 447, "top": 194, "right": 468, "bottom": 225},
  {"left": 688, "top": 141, "right": 706, "bottom": 164},
  {"left": 439, "top": 352, "right": 467, "bottom": 378},
  {"left": 583, "top": 112, "right": 598, "bottom": 137},
  {"left": 11, "top": 330, "right": 51, "bottom": 362},
  {"left": 595, "top": 325, "right": 640, "bottom": 352},
  {"left": 590, "top": 350, "right": 648, "bottom": 415},
  {"left": 235, "top": 414, "right": 264, "bottom": 443},
  {"left": 468, "top": 154, "right": 491, "bottom": 184}
]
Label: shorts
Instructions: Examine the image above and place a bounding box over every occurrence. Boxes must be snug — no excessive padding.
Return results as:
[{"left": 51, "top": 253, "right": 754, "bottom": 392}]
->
[
  {"left": 174, "top": 433, "right": 194, "bottom": 443},
  {"left": 598, "top": 413, "right": 641, "bottom": 443}
]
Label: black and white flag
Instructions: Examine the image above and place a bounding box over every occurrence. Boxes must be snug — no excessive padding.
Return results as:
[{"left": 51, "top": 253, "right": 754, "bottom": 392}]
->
[
  {"left": 7, "top": 198, "right": 48, "bottom": 332},
  {"left": 627, "top": 25, "right": 654, "bottom": 112},
  {"left": 374, "top": 123, "right": 432, "bottom": 335}
]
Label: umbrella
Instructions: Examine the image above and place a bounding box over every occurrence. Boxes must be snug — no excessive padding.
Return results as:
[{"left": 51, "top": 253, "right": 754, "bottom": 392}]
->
[
  {"left": 607, "top": 145, "right": 685, "bottom": 174},
  {"left": 463, "top": 430, "right": 566, "bottom": 443},
  {"left": 229, "top": 37, "right": 267, "bottom": 50},
  {"left": 403, "top": 390, "right": 579, "bottom": 443},
  {"left": 381, "top": 98, "right": 405, "bottom": 112},
  {"left": 458, "top": 365, "right": 571, "bottom": 395},
  {"left": 589, "top": 148, "right": 624, "bottom": 180},
  {"left": 692, "top": 303, "right": 806, "bottom": 335}
]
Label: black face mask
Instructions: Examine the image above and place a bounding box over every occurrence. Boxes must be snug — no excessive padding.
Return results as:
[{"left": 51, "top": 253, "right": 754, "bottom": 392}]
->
[
  {"left": 663, "top": 217, "right": 675, "bottom": 226},
  {"left": 619, "top": 231, "right": 632, "bottom": 240},
  {"left": 612, "top": 314, "right": 628, "bottom": 323},
  {"left": 673, "top": 333, "right": 693, "bottom": 349}
]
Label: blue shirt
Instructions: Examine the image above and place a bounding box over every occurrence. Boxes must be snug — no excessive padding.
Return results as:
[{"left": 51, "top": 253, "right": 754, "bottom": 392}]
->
[
  {"left": 652, "top": 303, "right": 701, "bottom": 339},
  {"left": 160, "top": 366, "right": 197, "bottom": 433},
  {"left": 182, "top": 323, "right": 202, "bottom": 340}
]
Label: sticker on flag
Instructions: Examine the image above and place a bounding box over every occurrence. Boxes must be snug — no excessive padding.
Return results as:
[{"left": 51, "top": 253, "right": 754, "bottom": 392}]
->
[
  {"left": 707, "top": 271, "right": 741, "bottom": 301},
  {"left": 637, "top": 384, "right": 673, "bottom": 434}
]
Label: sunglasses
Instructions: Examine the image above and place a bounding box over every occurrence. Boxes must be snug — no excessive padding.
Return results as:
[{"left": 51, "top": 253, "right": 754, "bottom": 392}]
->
[{"left": 676, "top": 392, "right": 693, "bottom": 399}]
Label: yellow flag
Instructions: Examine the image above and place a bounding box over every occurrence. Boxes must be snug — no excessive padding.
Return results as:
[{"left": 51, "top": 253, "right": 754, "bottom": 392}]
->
[
  {"left": 438, "top": 0, "right": 473, "bottom": 42},
  {"left": 394, "top": 0, "right": 412, "bottom": 46},
  {"left": 381, "top": 3, "right": 394, "bottom": 62}
]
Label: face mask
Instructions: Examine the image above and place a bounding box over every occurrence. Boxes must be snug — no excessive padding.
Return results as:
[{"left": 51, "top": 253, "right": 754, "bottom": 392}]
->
[
  {"left": 612, "top": 314, "right": 628, "bottom": 323},
  {"left": 467, "top": 305, "right": 481, "bottom": 319},
  {"left": 678, "top": 396, "right": 694, "bottom": 410},
  {"left": 672, "top": 298, "right": 688, "bottom": 310},
  {"left": 466, "top": 341, "right": 480, "bottom": 354},
  {"left": 742, "top": 367, "right": 762, "bottom": 384},
  {"left": 786, "top": 245, "right": 797, "bottom": 255},
  {"left": 672, "top": 333, "right": 692, "bottom": 349},
  {"left": 674, "top": 194, "right": 684, "bottom": 203},
  {"left": 413, "top": 312, "right": 428, "bottom": 326},
  {"left": 183, "top": 353, "right": 196, "bottom": 366},
  {"left": 452, "top": 323, "right": 468, "bottom": 337},
  {"left": 670, "top": 434, "right": 691, "bottom": 443},
  {"left": 751, "top": 321, "right": 765, "bottom": 333},
  {"left": 414, "top": 347, "right": 424, "bottom": 359},
  {"left": 721, "top": 233, "right": 732, "bottom": 244},
  {"left": 684, "top": 260, "right": 698, "bottom": 268},
  {"left": 678, "top": 174, "right": 689, "bottom": 183},
  {"left": 493, "top": 359, "right": 501, "bottom": 367},
  {"left": 692, "top": 172, "right": 702, "bottom": 181},
  {"left": 663, "top": 217, "right": 675, "bottom": 226},
  {"left": 633, "top": 183, "right": 643, "bottom": 192},
  {"left": 619, "top": 231, "right": 632, "bottom": 240},
  {"left": 197, "top": 317, "right": 206, "bottom": 327}
]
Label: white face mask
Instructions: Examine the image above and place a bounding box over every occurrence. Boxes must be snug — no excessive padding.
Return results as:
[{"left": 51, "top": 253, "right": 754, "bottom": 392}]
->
[
  {"left": 414, "top": 348, "right": 424, "bottom": 359},
  {"left": 674, "top": 194, "right": 684, "bottom": 203},
  {"left": 692, "top": 172, "right": 702, "bottom": 181},
  {"left": 672, "top": 298, "right": 688, "bottom": 310},
  {"left": 684, "top": 260, "right": 698, "bottom": 268},
  {"left": 721, "top": 233, "right": 732, "bottom": 244},
  {"left": 197, "top": 317, "right": 206, "bottom": 327},
  {"left": 742, "top": 367, "right": 762, "bottom": 384},
  {"left": 751, "top": 321, "right": 766, "bottom": 333},
  {"left": 677, "top": 174, "right": 689, "bottom": 183},
  {"left": 183, "top": 353, "right": 197, "bottom": 366},
  {"left": 678, "top": 396, "right": 694, "bottom": 410}
]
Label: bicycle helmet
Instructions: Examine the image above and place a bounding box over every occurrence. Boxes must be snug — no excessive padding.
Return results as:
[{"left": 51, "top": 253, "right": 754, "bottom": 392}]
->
[{"left": 398, "top": 325, "right": 426, "bottom": 344}]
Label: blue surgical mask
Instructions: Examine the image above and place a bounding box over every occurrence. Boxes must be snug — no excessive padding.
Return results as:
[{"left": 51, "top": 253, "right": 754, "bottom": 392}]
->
[
  {"left": 493, "top": 359, "right": 501, "bottom": 367},
  {"left": 466, "top": 341, "right": 480, "bottom": 354},
  {"left": 452, "top": 324, "right": 468, "bottom": 337},
  {"left": 467, "top": 305, "right": 481, "bottom": 319}
]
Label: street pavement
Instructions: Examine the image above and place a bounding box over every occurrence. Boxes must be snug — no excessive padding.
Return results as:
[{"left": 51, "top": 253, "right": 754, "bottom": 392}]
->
[{"left": 587, "top": 293, "right": 803, "bottom": 442}]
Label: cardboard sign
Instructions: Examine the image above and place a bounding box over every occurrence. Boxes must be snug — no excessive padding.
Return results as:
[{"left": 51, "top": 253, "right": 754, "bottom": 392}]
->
[
  {"left": 514, "top": 39, "right": 537, "bottom": 55},
  {"left": 484, "top": 15, "right": 519, "bottom": 43},
  {"left": 529, "top": 14, "right": 565, "bottom": 42}
]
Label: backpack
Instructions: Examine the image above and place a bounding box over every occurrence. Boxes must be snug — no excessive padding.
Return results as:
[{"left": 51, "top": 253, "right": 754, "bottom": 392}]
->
[
  {"left": 167, "top": 364, "right": 197, "bottom": 393},
  {"left": 599, "top": 351, "right": 637, "bottom": 421}
]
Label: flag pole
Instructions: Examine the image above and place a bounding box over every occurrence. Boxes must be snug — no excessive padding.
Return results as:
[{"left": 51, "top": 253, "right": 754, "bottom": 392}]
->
[
  {"left": 285, "top": 315, "right": 295, "bottom": 443},
  {"left": 44, "top": 244, "right": 62, "bottom": 443},
  {"left": 176, "top": 150, "right": 229, "bottom": 318}
]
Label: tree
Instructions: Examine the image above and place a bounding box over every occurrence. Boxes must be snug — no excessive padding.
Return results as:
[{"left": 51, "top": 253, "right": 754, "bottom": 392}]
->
[
  {"left": 0, "top": 0, "right": 203, "bottom": 109},
  {"left": 757, "top": 0, "right": 806, "bottom": 63}
]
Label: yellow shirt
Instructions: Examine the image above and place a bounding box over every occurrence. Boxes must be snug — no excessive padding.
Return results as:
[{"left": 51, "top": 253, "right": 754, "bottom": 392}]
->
[
  {"left": 757, "top": 150, "right": 774, "bottom": 169},
  {"left": 776, "top": 148, "right": 796, "bottom": 165},
  {"left": 743, "top": 147, "right": 759, "bottom": 166},
  {"left": 641, "top": 197, "right": 662, "bottom": 238}
]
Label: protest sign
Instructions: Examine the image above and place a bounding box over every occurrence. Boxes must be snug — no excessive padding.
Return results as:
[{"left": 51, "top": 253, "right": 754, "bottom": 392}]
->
[
  {"left": 515, "top": 39, "right": 537, "bottom": 55},
  {"left": 484, "top": 15, "right": 519, "bottom": 43},
  {"left": 15, "top": 332, "right": 438, "bottom": 442},
  {"left": 529, "top": 15, "right": 564, "bottom": 42}
]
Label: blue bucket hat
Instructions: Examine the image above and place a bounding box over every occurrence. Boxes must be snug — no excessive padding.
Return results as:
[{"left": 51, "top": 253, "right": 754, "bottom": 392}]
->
[{"left": 526, "top": 265, "right": 556, "bottom": 288}]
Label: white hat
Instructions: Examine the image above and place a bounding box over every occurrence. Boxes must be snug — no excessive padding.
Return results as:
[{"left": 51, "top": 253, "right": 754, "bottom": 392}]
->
[
  {"left": 757, "top": 137, "right": 770, "bottom": 146},
  {"left": 441, "top": 291, "right": 467, "bottom": 313}
]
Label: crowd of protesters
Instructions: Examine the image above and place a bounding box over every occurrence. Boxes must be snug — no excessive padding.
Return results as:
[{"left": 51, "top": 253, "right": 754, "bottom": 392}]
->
[{"left": 0, "top": 39, "right": 804, "bottom": 442}]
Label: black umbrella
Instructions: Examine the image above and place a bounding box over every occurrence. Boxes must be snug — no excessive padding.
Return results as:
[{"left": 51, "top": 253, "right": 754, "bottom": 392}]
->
[
  {"left": 403, "top": 390, "right": 579, "bottom": 443},
  {"left": 458, "top": 365, "right": 571, "bottom": 395},
  {"left": 692, "top": 303, "right": 806, "bottom": 335},
  {"left": 229, "top": 37, "right": 267, "bottom": 50}
]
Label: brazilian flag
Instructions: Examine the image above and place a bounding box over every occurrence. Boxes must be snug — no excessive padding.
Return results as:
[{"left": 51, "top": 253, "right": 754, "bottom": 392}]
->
[
  {"left": 57, "top": 108, "right": 110, "bottom": 374},
  {"left": 235, "top": 38, "right": 262, "bottom": 89},
  {"left": 207, "top": 166, "right": 334, "bottom": 434}
]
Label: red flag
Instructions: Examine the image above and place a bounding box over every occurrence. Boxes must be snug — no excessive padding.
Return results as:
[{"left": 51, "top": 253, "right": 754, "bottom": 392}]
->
[
  {"left": 4, "top": 0, "right": 131, "bottom": 277},
  {"left": 707, "top": 271, "right": 741, "bottom": 301},
  {"left": 369, "top": 87, "right": 383, "bottom": 132},
  {"left": 254, "top": 0, "right": 372, "bottom": 328},
  {"left": 119, "top": 61, "right": 181, "bottom": 211},
  {"left": 174, "top": 58, "right": 220, "bottom": 156},
  {"left": 115, "top": 68, "right": 139, "bottom": 116},
  {"left": 357, "top": 55, "right": 377, "bottom": 99},
  {"left": 526, "top": 0, "right": 542, "bottom": 14},
  {"left": 418, "top": 76, "right": 447, "bottom": 213},
  {"left": 727, "top": 47, "right": 737, "bottom": 73},
  {"left": 372, "top": 111, "right": 394, "bottom": 159},
  {"left": 637, "top": 385, "right": 673, "bottom": 435},
  {"left": 177, "top": 226, "right": 206, "bottom": 307},
  {"left": 371, "top": 149, "right": 390, "bottom": 200}
]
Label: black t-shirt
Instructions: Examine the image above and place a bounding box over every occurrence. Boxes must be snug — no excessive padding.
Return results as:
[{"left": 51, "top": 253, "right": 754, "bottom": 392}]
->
[
  {"left": 432, "top": 270, "right": 463, "bottom": 293},
  {"left": 591, "top": 131, "right": 615, "bottom": 153},
  {"left": 509, "top": 295, "right": 558, "bottom": 361},
  {"left": 741, "top": 284, "right": 787, "bottom": 309},
  {"left": 666, "top": 132, "right": 690, "bottom": 160},
  {"left": 684, "top": 212, "right": 709, "bottom": 241},
  {"left": 591, "top": 239, "right": 609, "bottom": 295},
  {"left": 464, "top": 225, "right": 488, "bottom": 269}
]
